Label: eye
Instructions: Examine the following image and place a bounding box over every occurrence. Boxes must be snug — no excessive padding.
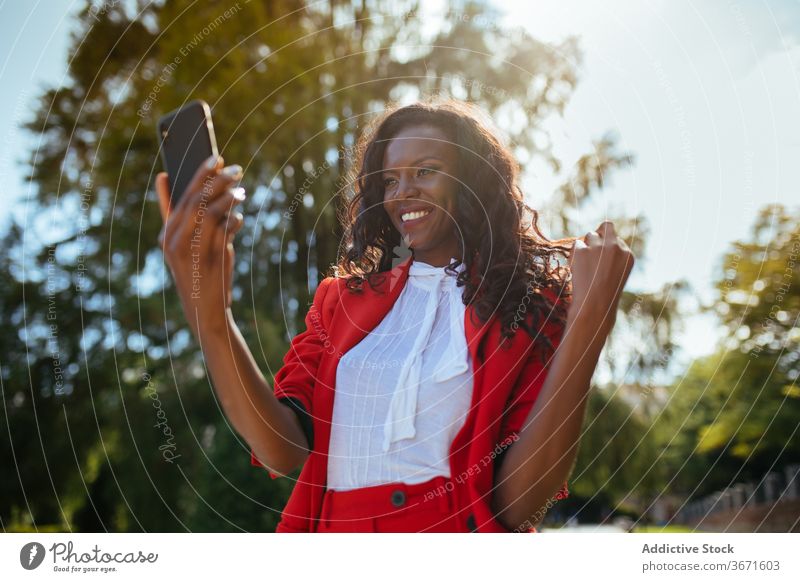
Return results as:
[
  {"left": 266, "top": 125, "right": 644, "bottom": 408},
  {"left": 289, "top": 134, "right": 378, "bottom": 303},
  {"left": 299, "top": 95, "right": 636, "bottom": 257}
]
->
[
  {"left": 383, "top": 177, "right": 397, "bottom": 187},
  {"left": 417, "top": 167, "right": 435, "bottom": 177}
]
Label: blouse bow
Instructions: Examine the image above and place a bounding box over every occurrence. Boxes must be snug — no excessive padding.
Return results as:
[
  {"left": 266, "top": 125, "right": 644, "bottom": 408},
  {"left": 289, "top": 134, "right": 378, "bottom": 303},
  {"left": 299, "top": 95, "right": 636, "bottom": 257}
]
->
[{"left": 382, "top": 256, "right": 469, "bottom": 452}]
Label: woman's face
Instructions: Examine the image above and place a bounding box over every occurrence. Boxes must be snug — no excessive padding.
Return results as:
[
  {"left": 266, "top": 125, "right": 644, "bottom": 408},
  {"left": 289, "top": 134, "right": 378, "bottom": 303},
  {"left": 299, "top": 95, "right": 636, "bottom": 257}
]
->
[{"left": 381, "top": 124, "right": 462, "bottom": 267}]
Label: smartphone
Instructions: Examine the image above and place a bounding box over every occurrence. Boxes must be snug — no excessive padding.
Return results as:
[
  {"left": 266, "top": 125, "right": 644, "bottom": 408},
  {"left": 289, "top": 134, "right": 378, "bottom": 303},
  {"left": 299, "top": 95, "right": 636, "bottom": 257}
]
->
[{"left": 157, "top": 99, "right": 219, "bottom": 203}]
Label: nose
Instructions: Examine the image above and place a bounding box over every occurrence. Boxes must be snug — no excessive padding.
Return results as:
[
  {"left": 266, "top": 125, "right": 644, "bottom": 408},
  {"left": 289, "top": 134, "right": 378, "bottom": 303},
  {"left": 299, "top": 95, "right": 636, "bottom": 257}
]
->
[{"left": 394, "top": 174, "right": 420, "bottom": 200}]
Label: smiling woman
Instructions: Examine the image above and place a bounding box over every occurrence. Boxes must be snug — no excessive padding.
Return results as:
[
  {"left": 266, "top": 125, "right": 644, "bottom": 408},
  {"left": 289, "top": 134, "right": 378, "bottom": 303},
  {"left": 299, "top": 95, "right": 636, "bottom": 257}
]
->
[
  {"left": 244, "top": 98, "right": 633, "bottom": 532},
  {"left": 170, "top": 98, "right": 634, "bottom": 532},
  {"left": 338, "top": 99, "right": 574, "bottom": 351}
]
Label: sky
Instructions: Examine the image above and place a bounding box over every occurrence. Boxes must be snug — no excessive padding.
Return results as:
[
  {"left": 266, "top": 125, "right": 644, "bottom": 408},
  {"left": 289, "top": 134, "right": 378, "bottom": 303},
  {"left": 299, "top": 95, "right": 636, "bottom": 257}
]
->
[
  {"left": 505, "top": 0, "right": 799, "bottom": 292},
  {"left": 0, "top": 0, "right": 77, "bottom": 229},
  {"left": 1, "top": 0, "right": 798, "bottom": 368},
  {"left": 501, "top": 0, "right": 800, "bottom": 364}
]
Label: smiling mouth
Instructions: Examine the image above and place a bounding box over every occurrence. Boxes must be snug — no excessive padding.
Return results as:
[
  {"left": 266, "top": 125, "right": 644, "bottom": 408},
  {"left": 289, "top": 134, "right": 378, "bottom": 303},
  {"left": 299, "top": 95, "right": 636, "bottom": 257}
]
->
[{"left": 401, "top": 209, "right": 432, "bottom": 224}]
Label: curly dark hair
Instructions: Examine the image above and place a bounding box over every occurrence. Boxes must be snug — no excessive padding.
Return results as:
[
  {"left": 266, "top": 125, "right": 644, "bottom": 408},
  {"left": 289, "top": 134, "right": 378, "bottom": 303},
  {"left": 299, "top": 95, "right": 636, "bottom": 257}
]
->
[{"left": 334, "top": 97, "right": 574, "bottom": 361}]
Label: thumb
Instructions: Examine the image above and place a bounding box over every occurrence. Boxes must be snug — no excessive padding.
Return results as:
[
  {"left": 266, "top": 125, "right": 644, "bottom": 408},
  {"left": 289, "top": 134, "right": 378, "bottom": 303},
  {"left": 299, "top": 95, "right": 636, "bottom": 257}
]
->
[{"left": 155, "top": 172, "right": 171, "bottom": 221}]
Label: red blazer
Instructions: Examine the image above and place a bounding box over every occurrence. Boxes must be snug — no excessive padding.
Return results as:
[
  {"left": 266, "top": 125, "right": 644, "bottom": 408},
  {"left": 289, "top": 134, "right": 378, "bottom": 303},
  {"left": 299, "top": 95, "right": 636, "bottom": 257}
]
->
[{"left": 251, "top": 255, "right": 569, "bottom": 532}]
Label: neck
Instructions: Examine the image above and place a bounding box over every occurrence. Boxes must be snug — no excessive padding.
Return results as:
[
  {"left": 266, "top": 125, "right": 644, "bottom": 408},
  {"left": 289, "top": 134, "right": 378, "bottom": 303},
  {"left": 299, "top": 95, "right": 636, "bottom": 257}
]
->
[{"left": 412, "top": 247, "right": 463, "bottom": 268}]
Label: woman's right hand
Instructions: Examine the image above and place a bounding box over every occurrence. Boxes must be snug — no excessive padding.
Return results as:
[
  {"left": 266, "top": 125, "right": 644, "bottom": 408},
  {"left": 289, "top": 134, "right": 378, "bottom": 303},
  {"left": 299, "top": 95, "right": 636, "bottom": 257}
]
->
[
  {"left": 156, "top": 155, "right": 246, "bottom": 337},
  {"left": 567, "top": 220, "right": 635, "bottom": 339}
]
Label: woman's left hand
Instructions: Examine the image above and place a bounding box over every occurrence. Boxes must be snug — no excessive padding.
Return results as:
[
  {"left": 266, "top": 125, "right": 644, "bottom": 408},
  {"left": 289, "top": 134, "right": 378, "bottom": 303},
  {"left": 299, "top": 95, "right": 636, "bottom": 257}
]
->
[{"left": 567, "top": 220, "right": 635, "bottom": 338}]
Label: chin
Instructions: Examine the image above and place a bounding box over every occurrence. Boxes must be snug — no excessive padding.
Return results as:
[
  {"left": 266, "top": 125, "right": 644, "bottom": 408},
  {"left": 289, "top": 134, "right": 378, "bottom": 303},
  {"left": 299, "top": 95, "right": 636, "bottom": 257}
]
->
[{"left": 404, "top": 234, "right": 430, "bottom": 250}]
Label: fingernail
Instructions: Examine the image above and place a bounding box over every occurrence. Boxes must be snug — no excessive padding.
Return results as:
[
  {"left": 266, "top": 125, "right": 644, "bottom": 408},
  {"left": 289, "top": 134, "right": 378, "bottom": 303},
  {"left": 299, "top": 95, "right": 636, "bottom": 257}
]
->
[
  {"left": 206, "top": 155, "right": 219, "bottom": 169},
  {"left": 222, "top": 164, "right": 243, "bottom": 179},
  {"left": 231, "top": 187, "right": 246, "bottom": 200}
]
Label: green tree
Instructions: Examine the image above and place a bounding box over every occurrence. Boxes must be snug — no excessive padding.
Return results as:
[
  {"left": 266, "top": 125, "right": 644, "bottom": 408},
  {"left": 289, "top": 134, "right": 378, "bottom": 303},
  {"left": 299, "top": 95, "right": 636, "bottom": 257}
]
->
[{"left": 654, "top": 204, "right": 799, "bottom": 501}]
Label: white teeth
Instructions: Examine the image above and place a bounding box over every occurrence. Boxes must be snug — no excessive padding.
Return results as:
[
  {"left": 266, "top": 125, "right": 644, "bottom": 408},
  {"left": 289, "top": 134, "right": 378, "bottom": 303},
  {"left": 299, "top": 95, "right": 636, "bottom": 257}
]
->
[{"left": 401, "top": 209, "right": 431, "bottom": 222}]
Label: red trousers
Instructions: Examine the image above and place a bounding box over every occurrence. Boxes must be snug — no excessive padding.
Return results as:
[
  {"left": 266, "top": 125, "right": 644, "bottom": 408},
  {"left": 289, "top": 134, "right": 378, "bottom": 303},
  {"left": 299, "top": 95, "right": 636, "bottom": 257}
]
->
[{"left": 317, "top": 476, "right": 471, "bottom": 533}]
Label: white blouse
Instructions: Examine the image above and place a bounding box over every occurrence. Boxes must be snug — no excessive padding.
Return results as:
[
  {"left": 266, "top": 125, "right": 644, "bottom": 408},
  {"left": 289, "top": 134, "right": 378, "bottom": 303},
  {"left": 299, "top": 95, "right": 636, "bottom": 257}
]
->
[{"left": 327, "top": 257, "right": 474, "bottom": 491}]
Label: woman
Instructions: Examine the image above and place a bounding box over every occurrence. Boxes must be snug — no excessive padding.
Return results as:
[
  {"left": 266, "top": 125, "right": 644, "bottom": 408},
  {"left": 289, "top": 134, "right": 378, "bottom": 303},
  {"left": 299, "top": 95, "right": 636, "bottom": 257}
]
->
[{"left": 155, "top": 98, "right": 634, "bottom": 532}]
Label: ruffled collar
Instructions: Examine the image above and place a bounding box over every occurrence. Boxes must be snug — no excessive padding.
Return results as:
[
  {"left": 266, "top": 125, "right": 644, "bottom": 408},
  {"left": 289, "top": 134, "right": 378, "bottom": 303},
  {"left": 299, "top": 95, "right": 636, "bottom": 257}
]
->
[{"left": 407, "top": 256, "right": 466, "bottom": 289}]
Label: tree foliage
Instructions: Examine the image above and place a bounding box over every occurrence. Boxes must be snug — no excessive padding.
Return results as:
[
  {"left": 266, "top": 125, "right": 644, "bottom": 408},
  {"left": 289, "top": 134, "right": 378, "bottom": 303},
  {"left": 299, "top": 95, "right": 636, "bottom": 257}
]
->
[{"left": 653, "top": 204, "right": 799, "bottom": 500}]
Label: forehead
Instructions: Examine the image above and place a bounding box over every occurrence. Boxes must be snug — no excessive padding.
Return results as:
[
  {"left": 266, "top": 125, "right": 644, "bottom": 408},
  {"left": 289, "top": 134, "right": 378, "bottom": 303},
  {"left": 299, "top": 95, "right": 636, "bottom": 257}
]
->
[{"left": 382, "top": 124, "right": 457, "bottom": 169}]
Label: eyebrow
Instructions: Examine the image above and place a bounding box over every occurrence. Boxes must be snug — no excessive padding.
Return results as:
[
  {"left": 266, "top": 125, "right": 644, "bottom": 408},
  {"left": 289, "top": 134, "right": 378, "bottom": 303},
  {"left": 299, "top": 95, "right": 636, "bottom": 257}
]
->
[{"left": 382, "top": 156, "right": 445, "bottom": 174}]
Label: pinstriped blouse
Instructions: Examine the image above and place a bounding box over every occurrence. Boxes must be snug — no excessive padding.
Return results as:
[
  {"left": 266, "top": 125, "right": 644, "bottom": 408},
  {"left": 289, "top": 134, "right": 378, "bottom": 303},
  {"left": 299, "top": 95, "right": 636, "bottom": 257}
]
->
[{"left": 327, "top": 258, "right": 473, "bottom": 491}]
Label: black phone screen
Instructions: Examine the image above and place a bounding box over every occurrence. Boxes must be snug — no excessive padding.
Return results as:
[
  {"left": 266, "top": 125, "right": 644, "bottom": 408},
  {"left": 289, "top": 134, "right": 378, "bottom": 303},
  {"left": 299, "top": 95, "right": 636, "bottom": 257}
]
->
[{"left": 157, "top": 100, "right": 219, "bottom": 203}]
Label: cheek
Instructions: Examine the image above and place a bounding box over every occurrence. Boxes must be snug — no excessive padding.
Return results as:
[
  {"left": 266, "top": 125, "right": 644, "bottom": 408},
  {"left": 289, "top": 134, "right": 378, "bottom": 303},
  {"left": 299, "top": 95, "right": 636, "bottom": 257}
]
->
[
  {"left": 382, "top": 201, "right": 400, "bottom": 228},
  {"left": 439, "top": 184, "right": 458, "bottom": 216},
  {"left": 430, "top": 176, "right": 454, "bottom": 204}
]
